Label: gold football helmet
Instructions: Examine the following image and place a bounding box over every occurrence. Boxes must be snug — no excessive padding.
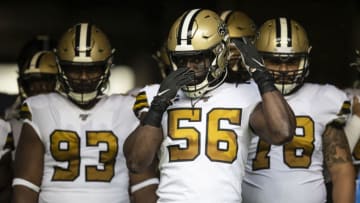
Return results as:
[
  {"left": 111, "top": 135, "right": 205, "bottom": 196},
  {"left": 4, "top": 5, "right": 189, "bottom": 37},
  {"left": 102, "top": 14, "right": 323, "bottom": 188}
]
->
[
  {"left": 56, "top": 23, "right": 115, "bottom": 106},
  {"left": 167, "top": 8, "right": 229, "bottom": 98},
  {"left": 153, "top": 41, "right": 171, "bottom": 79},
  {"left": 255, "top": 17, "right": 311, "bottom": 95},
  {"left": 17, "top": 35, "right": 57, "bottom": 71},
  {"left": 18, "top": 51, "right": 58, "bottom": 99},
  {"left": 220, "top": 10, "right": 257, "bottom": 40},
  {"left": 220, "top": 10, "right": 257, "bottom": 83}
]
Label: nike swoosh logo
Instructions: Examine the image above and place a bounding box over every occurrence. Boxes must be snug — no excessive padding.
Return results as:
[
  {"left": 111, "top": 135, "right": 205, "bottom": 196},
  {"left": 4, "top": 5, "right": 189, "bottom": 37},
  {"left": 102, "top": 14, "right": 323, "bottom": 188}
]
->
[
  {"left": 157, "top": 89, "right": 170, "bottom": 96},
  {"left": 252, "top": 58, "right": 265, "bottom": 67}
]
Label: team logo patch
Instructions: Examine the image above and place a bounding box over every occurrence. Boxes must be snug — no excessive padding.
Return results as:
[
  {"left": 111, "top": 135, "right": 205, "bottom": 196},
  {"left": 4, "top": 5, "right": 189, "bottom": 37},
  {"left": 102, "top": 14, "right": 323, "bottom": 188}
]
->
[{"left": 79, "top": 114, "right": 90, "bottom": 121}]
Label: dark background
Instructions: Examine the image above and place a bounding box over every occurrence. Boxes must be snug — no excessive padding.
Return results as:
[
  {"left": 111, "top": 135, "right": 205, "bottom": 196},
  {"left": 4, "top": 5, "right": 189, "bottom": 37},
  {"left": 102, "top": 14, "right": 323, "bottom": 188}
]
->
[{"left": 0, "top": 0, "right": 359, "bottom": 88}]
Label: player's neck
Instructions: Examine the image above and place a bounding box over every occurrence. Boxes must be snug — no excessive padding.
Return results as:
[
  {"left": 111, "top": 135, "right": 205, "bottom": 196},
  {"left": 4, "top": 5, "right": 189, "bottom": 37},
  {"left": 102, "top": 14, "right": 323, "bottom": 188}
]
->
[{"left": 70, "top": 98, "right": 101, "bottom": 110}]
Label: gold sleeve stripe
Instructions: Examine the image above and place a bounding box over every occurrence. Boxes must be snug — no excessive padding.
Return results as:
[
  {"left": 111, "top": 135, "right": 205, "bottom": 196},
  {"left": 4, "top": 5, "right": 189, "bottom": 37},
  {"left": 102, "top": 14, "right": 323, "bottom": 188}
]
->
[
  {"left": 337, "top": 100, "right": 351, "bottom": 116},
  {"left": 135, "top": 92, "right": 147, "bottom": 101},
  {"left": 133, "top": 101, "right": 149, "bottom": 110},
  {"left": 20, "top": 103, "right": 32, "bottom": 121},
  {"left": 133, "top": 101, "right": 149, "bottom": 117},
  {"left": 133, "top": 91, "right": 150, "bottom": 117}
]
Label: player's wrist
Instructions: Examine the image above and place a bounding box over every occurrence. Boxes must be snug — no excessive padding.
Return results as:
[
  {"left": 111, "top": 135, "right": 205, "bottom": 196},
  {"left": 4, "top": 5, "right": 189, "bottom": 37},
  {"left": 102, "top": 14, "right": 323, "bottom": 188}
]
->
[
  {"left": 252, "top": 70, "right": 277, "bottom": 95},
  {"left": 141, "top": 96, "right": 170, "bottom": 127}
]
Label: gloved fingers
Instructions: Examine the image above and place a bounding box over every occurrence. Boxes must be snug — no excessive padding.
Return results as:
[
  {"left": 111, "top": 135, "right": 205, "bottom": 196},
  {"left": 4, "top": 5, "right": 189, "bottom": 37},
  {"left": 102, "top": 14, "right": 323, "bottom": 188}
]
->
[
  {"left": 164, "top": 67, "right": 189, "bottom": 81},
  {"left": 175, "top": 69, "right": 195, "bottom": 87},
  {"left": 173, "top": 67, "right": 190, "bottom": 76}
]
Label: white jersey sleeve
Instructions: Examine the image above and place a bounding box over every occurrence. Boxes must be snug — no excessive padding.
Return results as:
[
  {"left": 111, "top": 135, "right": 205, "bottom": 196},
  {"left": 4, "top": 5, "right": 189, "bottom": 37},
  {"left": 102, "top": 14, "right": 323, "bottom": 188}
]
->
[
  {"left": 23, "top": 93, "right": 139, "bottom": 203},
  {"left": 242, "top": 83, "right": 349, "bottom": 203},
  {"left": 0, "top": 118, "right": 12, "bottom": 159},
  {"left": 344, "top": 88, "right": 360, "bottom": 163}
]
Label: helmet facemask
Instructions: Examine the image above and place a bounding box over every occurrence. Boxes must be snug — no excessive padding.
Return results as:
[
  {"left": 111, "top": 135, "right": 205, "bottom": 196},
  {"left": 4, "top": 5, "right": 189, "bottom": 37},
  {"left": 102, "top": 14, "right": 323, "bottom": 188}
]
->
[
  {"left": 170, "top": 41, "right": 228, "bottom": 99},
  {"left": 57, "top": 58, "right": 112, "bottom": 105},
  {"left": 19, "top": 74, "right": 57, "bottom": 98},
  {"left": 262, "top": 53, "right": 309, "bottom": 95}
]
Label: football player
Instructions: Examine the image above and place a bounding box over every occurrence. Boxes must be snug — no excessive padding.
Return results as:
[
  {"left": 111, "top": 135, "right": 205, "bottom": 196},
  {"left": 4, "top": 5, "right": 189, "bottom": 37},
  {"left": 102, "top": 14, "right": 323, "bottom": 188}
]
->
[
  {"left": 241, "top": 17, "right": 355, "bottom": 203},
  {"left": 125, "top": 9, "right": 296, "bottom": 202},
  {"left": 344, "top": 49, "right": 360, "bottom": 203},
  {"left": 12, "top": 23, "right": 155, "bottom": 203},
  {"left": 11, "top": 51, "right": 58, "bottom": 157},
  {"left": 5, "top": 35, "right": 57, "bottom": 133},
  {"left": 1, "top": 37, "right": 58, "bottom": 203},
  {"left": 220, "top": 10, "right": 257, "bottom": 84},
  {"left": 5, "top": 35, "right": 58, "bottom": 156}
]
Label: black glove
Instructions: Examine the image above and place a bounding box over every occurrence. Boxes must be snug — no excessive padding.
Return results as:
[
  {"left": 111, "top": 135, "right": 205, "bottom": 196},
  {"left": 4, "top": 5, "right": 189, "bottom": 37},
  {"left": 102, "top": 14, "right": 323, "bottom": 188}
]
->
[
  {"left": 142, "top": 68, "right": 195, "bottom": 127},
  {"left": 232, "top": 37, "right": 277, "bottom": 95}
]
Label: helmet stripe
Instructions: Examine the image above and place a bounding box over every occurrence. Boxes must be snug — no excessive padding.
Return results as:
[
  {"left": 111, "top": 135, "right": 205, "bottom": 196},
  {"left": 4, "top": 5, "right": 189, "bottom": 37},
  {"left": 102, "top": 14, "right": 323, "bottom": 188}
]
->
[
  {"left": 177, "top": 10, "right": 190, "bottom": 45},
  {"left": 178, "top": 9, "right": 201, "bottom": 45},
  {"left": 276, "top": 17, "right": 292, "bottom": 48},
  {"left": 222, "top": 10, "right": 234, "bottom": 24},
  {"left": 74, "top": 23, "right": 90, "bottom": 58},
  {"left": 74, "top": 24, "right": 81, "bottom": 56},
  {"left": 86, "top": 23, "right": 92, "bottom": 57},
  {"left": 34, "top": 52, "right": 47, "bottom": 68},
  {"left": 286, "top": 18, "right": 292, "bottom": 47}
]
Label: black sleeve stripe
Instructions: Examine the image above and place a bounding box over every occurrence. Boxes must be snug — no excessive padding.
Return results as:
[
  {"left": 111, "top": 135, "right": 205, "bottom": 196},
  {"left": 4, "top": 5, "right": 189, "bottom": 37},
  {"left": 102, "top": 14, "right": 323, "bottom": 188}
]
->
[
  {"left": 337, "top": 100, "right": 351, "bottom": 116},
  {"left": 20, "top": 103, "right": 32, "bottom": 120}
]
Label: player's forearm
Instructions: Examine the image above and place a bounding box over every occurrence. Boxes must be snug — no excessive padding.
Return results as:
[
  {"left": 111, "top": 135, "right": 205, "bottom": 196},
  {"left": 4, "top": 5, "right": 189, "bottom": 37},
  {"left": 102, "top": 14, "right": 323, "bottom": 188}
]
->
[
  {"left": 12, "top": 187, "right": 38, "bottom": 203},
  {"left": 324, "top": 126, "right": 355, "bottom": 203},
  {"left": 255, "top": 90, "right": 295, "bottom": 145},
  {"left": 124, "top": 125, "right": 162, "bottom": 173},
  {"left": 330, "top": 163, "right": 355, "bottom": 203},
  {"left": 131, "top": 184, "right": 158, "bottom": 203}
]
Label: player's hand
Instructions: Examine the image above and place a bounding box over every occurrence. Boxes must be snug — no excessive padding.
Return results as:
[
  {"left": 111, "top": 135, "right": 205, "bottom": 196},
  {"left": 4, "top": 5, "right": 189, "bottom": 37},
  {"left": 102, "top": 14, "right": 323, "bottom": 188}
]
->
[
  {"left": 142, "top": 68, "right": 194, "bottom": 127},
  {"left": 155, "top": 67, "right": 194, "bottom": 106},
  {"left": 232, "top": 37, "right": 267, "bottom": 75},
  {"left": 232, "top": 37, "right": 276, "bottom": 94}
]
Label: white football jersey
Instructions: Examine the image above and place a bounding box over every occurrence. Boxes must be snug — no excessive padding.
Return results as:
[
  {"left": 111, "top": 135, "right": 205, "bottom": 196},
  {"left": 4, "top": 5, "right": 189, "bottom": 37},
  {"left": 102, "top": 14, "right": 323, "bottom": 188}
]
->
[
  {"left": 344, "top": 88, "right": 360, "bottom": 164},
  {"left": 7, "top": 118, "right": 23, "bottom": 160},
  {"left": 136, "top": 81, "right": 261, "bottom": 203},
  {"left": 2, "top": 97, "right": 22, "bottom": 160},
  {"left": 242, "top": 83, "right": 349, "bottom": 203},
  {"left": 23, "top": 93, "right": 139, "bottom": 203},
  {"left": 0, "top": 118, "right": 11, "bottom": 159}
]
